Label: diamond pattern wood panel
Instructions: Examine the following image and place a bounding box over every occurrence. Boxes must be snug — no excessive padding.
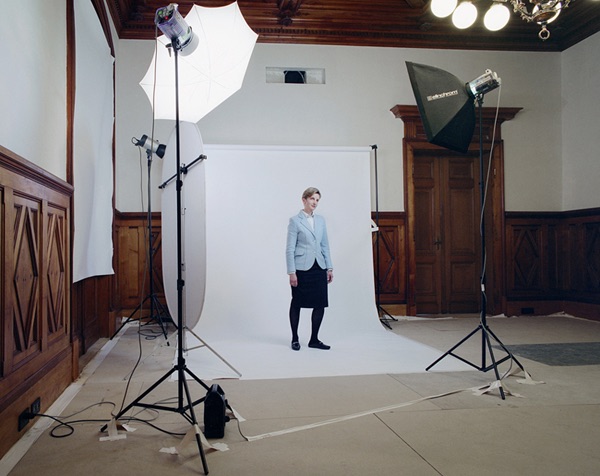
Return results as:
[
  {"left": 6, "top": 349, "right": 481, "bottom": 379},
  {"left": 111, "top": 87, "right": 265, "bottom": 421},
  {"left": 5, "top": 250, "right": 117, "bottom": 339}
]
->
[
  {"left": 46, "top": 209, "right": 67, "bottom": 338},
  {"left": 12, "top": 197, "right": 40, "bottom": 362},
  {"left": 506, "top": 211, "right": 600, "bottom": 305}
]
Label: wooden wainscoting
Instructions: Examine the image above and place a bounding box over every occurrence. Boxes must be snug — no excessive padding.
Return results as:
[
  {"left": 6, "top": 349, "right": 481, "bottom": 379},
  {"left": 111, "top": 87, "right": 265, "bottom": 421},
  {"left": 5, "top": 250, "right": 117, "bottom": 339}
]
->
[
  {"left": 505, "top": 208, "right": 600, "bottom": 319},
  {"left": 114, "top": 211, "right": 406, "bottom": 320},
  {"left": 0, "top": 146, "right": 73, "bottom": 458},
  {"left": 372, "top": 212, "right": 407, "bottom": 314}
]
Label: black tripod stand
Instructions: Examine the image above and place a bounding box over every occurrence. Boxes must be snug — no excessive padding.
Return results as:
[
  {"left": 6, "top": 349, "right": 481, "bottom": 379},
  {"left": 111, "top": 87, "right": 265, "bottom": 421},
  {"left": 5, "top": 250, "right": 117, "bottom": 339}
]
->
[
  {"left": 103, "top": 41, "right": 211, "bottom": 474},
  {"left": 111, "top": 146, "right": 171, "bottom": 342},
  {"left": 371, "top": 145, "right": 397, "bottom": 329},
  {"left": 425, "top": 97, "right": 524, "bottom": 399}
]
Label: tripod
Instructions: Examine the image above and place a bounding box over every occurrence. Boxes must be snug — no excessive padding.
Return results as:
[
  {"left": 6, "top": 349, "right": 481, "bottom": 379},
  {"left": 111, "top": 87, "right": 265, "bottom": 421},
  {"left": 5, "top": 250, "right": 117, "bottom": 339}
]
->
[
  {"left": 371, "top": 145, "right": 397, "bottom": 329},
  {"left": 104, "top": 42, "right": 211, "bottom": 474},
  {"left": 425, "top": 96, "right": 524, "bottom": 399},
  {"left": 111, "top": 147, "right": 171, "bottom": 342}
]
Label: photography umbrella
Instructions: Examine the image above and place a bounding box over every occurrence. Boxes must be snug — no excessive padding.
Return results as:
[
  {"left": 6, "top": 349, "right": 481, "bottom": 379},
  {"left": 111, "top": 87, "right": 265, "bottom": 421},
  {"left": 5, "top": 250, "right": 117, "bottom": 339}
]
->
[
  {"left": 140, "top": 1, "right": 258, "bottom": 123},
  {"left": 148, "top": 2, "right": 258, "bottom": 331}
]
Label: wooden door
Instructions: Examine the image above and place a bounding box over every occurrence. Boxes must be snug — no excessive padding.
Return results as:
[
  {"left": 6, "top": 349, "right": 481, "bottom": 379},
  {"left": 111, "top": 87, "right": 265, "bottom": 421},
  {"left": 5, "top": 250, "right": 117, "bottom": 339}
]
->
[
  {"left": 393, "top": 105, "right": 519, "bottom": 316},
  {"left": 414, "top": 154, "right": 480, "bottom": 314}
]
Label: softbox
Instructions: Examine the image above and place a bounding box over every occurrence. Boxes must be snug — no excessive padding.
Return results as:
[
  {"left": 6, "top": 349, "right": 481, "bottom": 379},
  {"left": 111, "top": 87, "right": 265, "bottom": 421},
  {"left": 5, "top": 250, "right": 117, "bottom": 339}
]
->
[{"left": 406, "top": 62, "right": 475, "bottom": 153}]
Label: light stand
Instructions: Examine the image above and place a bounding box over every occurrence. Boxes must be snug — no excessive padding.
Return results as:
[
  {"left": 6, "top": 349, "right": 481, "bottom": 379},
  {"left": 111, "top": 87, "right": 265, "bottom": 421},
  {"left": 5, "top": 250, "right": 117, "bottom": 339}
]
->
[
  {"left": 371, "top": 144, "right": 397, "bottom": 329},
  {"left": 425, "top": 95, "right": 524, "bottom": 399},
  {"left": 405, "top": 62, "right": 525, "bottom": 399},
  {"left": 103, "top": 8, "right": 211, "bottom": 473},
  {"left": 111, "top": 137, "right": 171, "bottom": 342},
  {"left": 159, "top": 158, "right": 243, "bottom": 379}
]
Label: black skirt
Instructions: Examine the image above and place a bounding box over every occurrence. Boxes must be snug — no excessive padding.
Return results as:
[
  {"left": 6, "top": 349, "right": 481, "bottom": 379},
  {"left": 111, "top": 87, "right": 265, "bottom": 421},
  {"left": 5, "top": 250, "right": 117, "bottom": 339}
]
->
[{"left": 291, "top": 261, "right": 328, "bottom": 309}]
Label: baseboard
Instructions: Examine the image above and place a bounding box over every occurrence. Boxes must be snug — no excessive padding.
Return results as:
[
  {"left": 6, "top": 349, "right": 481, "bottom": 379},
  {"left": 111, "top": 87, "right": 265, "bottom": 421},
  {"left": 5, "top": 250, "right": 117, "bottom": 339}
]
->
[{"left": 506, "top": 300, "right": 600, "bottom": 321}]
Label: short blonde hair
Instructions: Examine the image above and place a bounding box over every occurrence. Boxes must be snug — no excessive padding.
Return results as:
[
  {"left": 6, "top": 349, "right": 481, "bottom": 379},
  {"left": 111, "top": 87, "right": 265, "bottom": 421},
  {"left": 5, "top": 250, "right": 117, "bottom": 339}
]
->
[{"left": 302, "top": 187, "right": 321, "bottom": 200}]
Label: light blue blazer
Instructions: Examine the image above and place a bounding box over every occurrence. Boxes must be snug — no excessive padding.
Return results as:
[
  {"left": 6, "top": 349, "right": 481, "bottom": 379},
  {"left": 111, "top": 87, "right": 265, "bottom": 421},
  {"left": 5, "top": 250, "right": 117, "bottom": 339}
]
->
[{"left": 286, "top": 211, "right": 333, "bottom": 274}]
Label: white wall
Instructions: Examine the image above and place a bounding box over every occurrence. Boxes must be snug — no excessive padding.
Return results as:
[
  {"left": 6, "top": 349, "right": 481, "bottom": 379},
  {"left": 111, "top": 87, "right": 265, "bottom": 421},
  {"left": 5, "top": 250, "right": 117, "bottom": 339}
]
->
[
  {"left": 116, "top": 39, "right": 571, "bottom": 213},
  {"left": 561, "top": 32, "right": 600, "bottom": 211},
  {"left": 0, "top": 0, "right": 67, "bottom": 179}
]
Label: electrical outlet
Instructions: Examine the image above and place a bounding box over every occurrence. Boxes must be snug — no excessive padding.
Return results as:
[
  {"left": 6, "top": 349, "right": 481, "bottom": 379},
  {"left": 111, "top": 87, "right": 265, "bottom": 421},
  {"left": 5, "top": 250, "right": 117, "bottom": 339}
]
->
[
  {"left": 31, "top": 397, "right": 41, "bottom": 416},
  {"left": 18, "top": 409, "right": 30, "bottom": 431}
]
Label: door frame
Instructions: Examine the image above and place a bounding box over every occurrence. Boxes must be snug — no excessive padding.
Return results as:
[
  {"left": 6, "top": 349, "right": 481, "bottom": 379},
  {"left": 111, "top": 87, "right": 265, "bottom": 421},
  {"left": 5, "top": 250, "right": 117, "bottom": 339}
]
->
[{"left": 392, "top": 105, "right": 521, "bottom": 316}]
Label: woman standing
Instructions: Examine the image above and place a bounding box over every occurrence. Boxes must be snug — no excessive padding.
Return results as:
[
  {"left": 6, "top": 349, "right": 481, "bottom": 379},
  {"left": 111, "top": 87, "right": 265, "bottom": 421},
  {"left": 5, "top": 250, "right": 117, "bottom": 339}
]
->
[{"left": 286, "top": 187, "right": 334, "bottom": 351}]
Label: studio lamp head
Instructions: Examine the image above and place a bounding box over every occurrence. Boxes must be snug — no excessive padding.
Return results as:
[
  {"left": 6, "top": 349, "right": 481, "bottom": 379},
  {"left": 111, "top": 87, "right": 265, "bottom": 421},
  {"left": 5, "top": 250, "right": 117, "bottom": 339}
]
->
[
  {"left": 467, "top": 70, "right": 501, "bottom": 98},
  {"left": 133, "top": 134, "right": 166, "bottom": 159},
  {"left": 154, "top": 3, "right": 199, "bottom": 55}
]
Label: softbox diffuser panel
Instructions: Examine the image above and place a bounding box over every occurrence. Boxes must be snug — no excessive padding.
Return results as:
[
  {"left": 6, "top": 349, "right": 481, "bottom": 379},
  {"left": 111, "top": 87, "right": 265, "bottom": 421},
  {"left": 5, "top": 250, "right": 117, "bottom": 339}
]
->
[{"left": 406, "top": 62, "right": 476, "bottom": 153}]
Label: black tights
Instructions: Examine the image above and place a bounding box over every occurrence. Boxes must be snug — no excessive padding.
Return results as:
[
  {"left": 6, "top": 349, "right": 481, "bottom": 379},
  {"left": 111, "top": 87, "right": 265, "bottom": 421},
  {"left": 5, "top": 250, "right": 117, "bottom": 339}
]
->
[{"left": 289, "top": 304, "right": 325, "bottom": 343}]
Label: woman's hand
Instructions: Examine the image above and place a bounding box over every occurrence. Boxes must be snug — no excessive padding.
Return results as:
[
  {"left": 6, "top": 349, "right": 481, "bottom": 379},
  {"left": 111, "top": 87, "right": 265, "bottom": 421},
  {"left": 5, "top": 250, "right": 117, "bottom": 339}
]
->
[
  {"left": 327, "top": 269, "right": 334, "bottom": 283},
  {"left": 289, "top": 273, "right": 298, "bottom": 287}
]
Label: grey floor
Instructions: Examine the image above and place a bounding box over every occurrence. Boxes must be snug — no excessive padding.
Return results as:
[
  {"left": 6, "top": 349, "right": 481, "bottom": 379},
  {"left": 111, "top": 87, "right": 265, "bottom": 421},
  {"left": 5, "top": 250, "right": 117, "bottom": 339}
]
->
[{"left": 5, "top": 314, "right": 600, "bottom": 475}]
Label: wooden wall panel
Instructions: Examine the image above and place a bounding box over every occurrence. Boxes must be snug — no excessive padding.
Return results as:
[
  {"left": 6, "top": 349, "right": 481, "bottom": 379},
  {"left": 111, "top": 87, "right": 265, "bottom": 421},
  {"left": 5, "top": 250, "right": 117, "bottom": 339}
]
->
[
  {"left": 372, "top": 212, "right": 407, "bottom": 306},
  {"left": 505, "top": 209, "right": 600, "bottom": 318},
  {"left": 114, "top": 211, "right": 166, "bottom": 314},
  {"left": 0, "top": 146, "right": 73, "bottom": 458}
]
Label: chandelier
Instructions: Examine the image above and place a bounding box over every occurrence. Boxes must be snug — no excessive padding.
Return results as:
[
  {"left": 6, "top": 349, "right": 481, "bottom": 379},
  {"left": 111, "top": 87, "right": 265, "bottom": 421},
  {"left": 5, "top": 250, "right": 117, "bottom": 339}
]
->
[{"left": 430, "top": 0, "right": 572, "bottom": 40}]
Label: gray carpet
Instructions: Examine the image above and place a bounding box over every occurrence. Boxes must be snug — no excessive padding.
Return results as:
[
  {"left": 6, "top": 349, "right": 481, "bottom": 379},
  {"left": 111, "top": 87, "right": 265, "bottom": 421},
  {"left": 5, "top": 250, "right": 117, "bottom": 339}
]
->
[{"left": 503, "top": 342, "right": 600, "bottom": 366}]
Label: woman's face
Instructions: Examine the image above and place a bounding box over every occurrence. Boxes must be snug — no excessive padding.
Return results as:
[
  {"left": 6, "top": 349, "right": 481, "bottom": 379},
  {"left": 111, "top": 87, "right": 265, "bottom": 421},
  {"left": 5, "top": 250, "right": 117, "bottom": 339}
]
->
[{"left": 302, "top": 193, "right": 320, "bottom": 214}]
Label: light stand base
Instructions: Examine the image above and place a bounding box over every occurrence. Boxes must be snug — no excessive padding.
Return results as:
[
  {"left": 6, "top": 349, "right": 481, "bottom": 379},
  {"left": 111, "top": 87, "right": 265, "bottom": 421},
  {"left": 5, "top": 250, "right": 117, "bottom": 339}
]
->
[
  {"left": 378, "top": 305, "right": 397, "bottom": 329},
  {"left": 426, "top": 315, "right": 525, "bottom": 400},
  {"left": 101, "top": 361, "right": 211, "bottom": 474},
  {"left": 111, "top": 293, "right": 171, "bottom": 342}
]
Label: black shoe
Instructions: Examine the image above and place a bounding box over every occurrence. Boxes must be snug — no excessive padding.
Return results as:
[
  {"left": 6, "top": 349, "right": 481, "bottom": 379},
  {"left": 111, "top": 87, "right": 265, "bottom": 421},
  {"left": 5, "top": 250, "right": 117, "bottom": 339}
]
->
[
  {"left": 291, "top": 341, "right": 301, "bottom": 351},
  {"left": 308, "top": 340, "right": 330, "bottom": 350}
]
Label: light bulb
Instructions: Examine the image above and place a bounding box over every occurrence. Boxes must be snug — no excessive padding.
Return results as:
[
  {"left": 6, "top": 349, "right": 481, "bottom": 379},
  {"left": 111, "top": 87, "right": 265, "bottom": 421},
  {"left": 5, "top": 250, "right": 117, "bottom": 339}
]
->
[
  {"left": 452, "top": 2, "right": 478, "bottom": 29},
  {"left": 484, "top": 4, "right": 511, "bottom": 31},
  {"left": 431, "top": 0, "right": 458, "bottom": 18}
]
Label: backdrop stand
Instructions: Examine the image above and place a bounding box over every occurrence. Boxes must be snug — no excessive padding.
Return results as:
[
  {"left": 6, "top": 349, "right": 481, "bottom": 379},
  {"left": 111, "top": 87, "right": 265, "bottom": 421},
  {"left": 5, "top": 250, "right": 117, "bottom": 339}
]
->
[
  {"left": 425, "top": 96, "right": 524, "bottom": 399},
  {"left": 103, "top": 42, "right": 210, "bottom": 475},
  {"left": 111, "top": 148, "right": 171, "bottom": 342},
  {"left": 371, "top": 145, "right": 397, "bottom": 329}
]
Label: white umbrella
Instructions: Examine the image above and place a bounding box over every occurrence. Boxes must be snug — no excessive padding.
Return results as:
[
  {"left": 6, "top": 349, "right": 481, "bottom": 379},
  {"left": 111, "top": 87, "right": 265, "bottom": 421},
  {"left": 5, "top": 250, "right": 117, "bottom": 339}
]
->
[{"left": 140, "top": 2, "right": 258, "bottom": 123}]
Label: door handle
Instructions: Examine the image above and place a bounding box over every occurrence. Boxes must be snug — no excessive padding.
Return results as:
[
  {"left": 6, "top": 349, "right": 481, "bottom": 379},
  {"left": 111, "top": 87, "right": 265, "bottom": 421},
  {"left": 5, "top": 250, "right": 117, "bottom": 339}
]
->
[{"left": 433, "top": 239, "right": 442, "bottom": 250}]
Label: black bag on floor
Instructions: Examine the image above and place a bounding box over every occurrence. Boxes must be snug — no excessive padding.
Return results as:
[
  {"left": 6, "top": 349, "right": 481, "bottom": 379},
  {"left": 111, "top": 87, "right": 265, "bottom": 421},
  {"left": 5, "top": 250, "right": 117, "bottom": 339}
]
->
[{"left": 203, "top": 384, "right": 229, "bottom": 438}]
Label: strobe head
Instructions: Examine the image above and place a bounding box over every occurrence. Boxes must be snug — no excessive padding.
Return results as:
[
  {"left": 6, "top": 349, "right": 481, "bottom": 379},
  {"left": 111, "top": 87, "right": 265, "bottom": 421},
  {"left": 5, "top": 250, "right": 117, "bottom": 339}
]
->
[
  {"left": 133, "top": 134, "right": 166, "bottom": 158},
  {"left": 467, "top": 70, "right": 501, "bottom": 98},
  {"left": 154, "top": 3, "right": 199, "bottom": 55}
]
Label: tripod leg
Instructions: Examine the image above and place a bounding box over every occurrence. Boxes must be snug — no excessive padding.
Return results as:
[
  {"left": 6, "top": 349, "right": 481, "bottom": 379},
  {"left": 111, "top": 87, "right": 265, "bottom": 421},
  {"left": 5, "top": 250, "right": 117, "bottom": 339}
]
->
[
  {"left": 180, "top": 374, "right": 209, "bottom": 474},
  {"left": 378, "top": 305, "right": 397, "bottom": 329},
  {"left": 426, "top": 325, "right": 482, "bottom": 371},
  {"left": 110, "top": 295, "right": 151, "bottom": 340},
  {"left": 100, "top": 367, "right": 177, "bottom": 433},
  {"left": 482, "top": 329, "right": 506, "bottom": 400},
  {"left": 150, "top": 294, "right": 171, "bottom": 342},
  {"left": 485, "top": 325, "right": 525, "bottom": 371}
]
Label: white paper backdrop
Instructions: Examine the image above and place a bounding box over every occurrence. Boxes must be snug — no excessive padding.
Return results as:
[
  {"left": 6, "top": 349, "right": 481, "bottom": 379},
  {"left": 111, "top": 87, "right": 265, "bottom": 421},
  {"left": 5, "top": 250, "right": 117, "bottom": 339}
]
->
[
  {"left": 162, "top": 144, "right": 468, "bottom": 379},
  {"left": 72, "top": 0, "right": 115, "bottom": 282}
]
